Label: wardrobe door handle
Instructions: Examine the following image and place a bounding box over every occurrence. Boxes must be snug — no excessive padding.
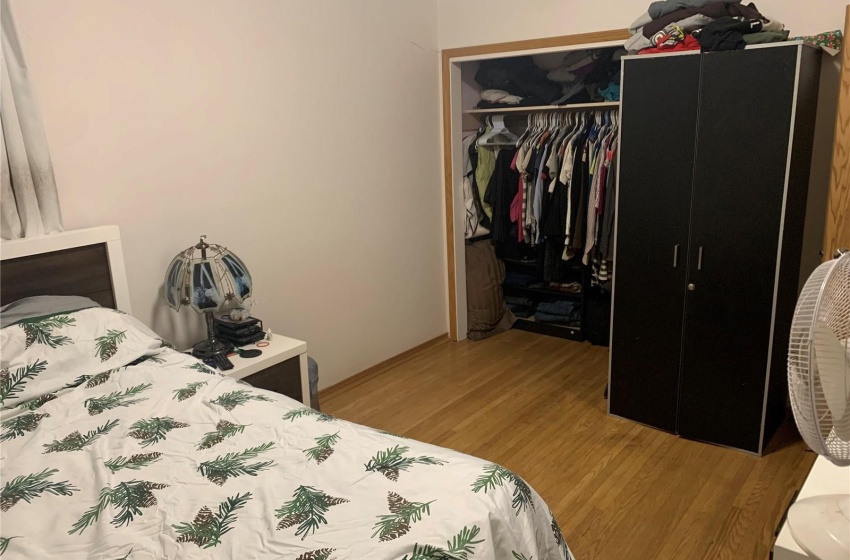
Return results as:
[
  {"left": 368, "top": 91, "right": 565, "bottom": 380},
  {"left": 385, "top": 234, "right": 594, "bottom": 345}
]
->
[
  {"left": 673, "top": 244, "right": 680, "bottom": 268},
  {"left": 697, "top": 246, "right": 704, "bottom": 271}
]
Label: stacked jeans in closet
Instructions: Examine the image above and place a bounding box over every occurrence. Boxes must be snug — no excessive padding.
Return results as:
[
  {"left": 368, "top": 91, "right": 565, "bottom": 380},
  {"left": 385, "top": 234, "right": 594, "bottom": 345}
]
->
[{"left": 534, "top": 301, "right": 581, "bottom": 326}]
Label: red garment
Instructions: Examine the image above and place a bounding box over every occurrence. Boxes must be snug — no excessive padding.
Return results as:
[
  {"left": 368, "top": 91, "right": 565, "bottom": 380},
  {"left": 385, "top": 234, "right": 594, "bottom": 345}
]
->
[
  {"left": 639, "top": 34, "right": 701, "bottom": 54},
  {"left": 509, "top": 151, "right": 523, "bottom": 241}
]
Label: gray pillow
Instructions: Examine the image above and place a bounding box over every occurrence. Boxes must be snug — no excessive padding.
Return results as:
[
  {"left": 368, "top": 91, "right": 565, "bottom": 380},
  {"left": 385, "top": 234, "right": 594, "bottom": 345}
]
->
[{"left": 0, "top": 296, "right": 101, "bottom": 328}]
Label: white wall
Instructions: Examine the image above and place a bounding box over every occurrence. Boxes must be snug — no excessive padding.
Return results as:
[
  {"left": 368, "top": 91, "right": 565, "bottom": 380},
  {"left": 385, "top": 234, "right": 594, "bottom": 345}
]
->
[
  {"left": 437, "top": 0, "right": 848, "bottom": 49},
  {"left": 11, "top": 0, "right": 444, "bottom": 389},
  {"left": 10, "top": 0, "right": 846, "bottom": 389},
  {"left": 437, "top": 0, "right": 846, "bottom": 336}
]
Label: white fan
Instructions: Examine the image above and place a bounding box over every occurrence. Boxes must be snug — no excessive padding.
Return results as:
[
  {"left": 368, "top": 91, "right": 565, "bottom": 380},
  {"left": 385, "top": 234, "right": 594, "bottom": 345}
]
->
[{"left": 786, "top": 251, "right": 850, "bottom": 560}]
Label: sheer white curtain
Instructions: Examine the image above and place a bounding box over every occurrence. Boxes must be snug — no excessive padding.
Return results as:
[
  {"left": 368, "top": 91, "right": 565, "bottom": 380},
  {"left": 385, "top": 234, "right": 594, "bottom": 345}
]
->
[{"left": 0, "top": 0, "right": 63, "bottom": 239}]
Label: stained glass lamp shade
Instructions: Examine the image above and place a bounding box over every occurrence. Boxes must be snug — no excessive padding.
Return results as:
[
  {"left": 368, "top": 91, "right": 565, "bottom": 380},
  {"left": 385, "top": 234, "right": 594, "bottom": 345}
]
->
[{"left": 164, "top": 236, "right": 252, "bottom": 358}]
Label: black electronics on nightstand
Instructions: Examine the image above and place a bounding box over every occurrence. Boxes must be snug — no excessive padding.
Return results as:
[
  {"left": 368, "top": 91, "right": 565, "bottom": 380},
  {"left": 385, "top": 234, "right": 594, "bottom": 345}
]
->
[{"left": 214, "top": 315, "right": 265, "bottom": 347}]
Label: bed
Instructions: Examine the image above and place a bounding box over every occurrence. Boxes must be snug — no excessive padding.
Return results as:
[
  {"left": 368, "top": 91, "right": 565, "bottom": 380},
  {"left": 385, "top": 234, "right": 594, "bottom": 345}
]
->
[{"left": 0, "top": 227, "right": 574, "bottom": 560}]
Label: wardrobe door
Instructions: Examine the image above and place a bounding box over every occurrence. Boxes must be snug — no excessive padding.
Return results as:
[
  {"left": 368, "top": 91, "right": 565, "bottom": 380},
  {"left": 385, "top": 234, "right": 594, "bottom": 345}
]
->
[
  {"left": 609, "top": 55, "right": 700, "bottom": 432},
  {"left": 678, "top": 47, "right": 798, "bottom": 452}
]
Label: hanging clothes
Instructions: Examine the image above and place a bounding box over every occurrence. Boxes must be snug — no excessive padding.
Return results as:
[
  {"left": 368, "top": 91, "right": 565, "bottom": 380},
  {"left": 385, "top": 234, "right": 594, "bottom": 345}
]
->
[
  {"left": 484, "top": 148, "right": 519, "bottom": 244},
  {"left": 474, "top": 128, "right": 497, "bottom": 220},
  {"left": 486, "top": 108, "right": 619, "bottom": 290},
  {"left": 462, "top": 133, "right": 490, "bottom": 239}
]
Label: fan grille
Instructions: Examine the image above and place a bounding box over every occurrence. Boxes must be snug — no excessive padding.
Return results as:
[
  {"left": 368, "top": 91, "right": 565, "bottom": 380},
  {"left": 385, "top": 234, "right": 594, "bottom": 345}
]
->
[{"left": 788, "top": 254, "right": 850, "bottom": 465}]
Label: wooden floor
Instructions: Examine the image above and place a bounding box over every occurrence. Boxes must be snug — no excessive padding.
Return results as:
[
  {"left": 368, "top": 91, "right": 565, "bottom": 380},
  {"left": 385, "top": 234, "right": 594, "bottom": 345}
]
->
[{"left": 321, "top": 330, "right": 816, "bottom": 560}]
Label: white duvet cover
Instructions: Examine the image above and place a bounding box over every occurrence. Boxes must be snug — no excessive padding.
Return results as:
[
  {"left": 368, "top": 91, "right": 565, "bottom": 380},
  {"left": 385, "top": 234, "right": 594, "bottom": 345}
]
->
[{"left": 0, "top": 307, "right": 573, "bottom": 560}]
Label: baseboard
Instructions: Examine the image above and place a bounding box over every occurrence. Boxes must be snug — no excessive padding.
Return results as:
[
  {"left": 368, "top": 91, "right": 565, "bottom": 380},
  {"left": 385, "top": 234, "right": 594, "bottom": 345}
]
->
[{"left": 320, "top": 333, "right": 449, "bottom": 402}]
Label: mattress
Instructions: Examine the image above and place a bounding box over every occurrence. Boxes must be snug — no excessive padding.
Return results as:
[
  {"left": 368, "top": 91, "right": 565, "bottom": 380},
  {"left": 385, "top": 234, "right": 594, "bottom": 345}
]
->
[{"left": 0, "top": 307, "right": 574, "bottom": 559}]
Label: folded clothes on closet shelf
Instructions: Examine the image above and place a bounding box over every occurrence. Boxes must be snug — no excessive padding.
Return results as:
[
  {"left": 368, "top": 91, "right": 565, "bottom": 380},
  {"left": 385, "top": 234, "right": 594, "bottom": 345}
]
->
[
  {"left": 548, "top": 282, "right": 582, "bottom": 294},
  {"left": 551, "top": 83, "right": 590, "bottom": 106},
  {"left": 544, "top": 48, "right": 624, "bottom": 103},
  {"left": 480, "top": 89, "right": 525, "bottom": 105},
  {"left": 537, "top": 300, "right": 578, "bottom": 316},
  {"left": 547, "top": 67, "right": 578, "bottom": 84},
  {"left": 474, "top": 50, "right": 624, "bottom": 110},
  {"left": 475, "top": 57, "right": 562, "bottom": 105},
  {"left": 533, "top": 309, "right": 581, "bottom": 325},
  {"left": 505, "top": 296, "right": 534, "bottom": 307},
  {"left": 504, "top": 271, "right": 538, "bottom": 287},
  {"left": 598, "top": 83, "right": 620, "bottom": 102},
  {"left": 533, "top": 313, "right": 580, "bottom": 324},
  {"left": 476, "top": 95, "right": 547, "bottom": 109},
  {"left": 504, "top": 297, "right": 535, "bottom": 318}
]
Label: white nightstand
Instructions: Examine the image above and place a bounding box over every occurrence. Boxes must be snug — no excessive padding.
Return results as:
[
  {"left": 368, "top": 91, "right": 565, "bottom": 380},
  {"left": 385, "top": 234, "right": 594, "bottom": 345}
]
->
[
  {"left": 224, "top": 335, "right": 310, "bottom": 406},
  {"left": 773, "top": 456, "right": 850, "bottom": 559}
]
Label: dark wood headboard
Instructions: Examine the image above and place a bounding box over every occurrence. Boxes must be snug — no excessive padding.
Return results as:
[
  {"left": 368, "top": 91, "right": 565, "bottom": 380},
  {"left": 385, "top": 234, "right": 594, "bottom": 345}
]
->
[
  {"left": 0, "top": 227, "right": 131, "bottom": 312},
  {"left": 1, "top": 243, "right": 116, "bottom": 309}
]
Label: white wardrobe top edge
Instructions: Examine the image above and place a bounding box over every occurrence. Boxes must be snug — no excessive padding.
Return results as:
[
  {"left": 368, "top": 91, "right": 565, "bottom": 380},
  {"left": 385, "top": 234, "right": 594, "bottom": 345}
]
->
[{"left": 621, "top": 40, "right": 810, "bottom": 62}]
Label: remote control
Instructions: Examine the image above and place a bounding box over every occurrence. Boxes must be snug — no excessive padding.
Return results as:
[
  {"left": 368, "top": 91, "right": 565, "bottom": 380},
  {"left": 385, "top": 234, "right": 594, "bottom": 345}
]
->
[{"left": 204, "top": 354, "right": 234, "bottom": 371}]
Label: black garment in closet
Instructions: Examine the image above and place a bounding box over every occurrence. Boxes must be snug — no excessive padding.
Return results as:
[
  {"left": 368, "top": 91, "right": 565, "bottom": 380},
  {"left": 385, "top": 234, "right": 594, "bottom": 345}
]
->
[{"left": 484, "top": 148, "right": 518, "bottom": 244}]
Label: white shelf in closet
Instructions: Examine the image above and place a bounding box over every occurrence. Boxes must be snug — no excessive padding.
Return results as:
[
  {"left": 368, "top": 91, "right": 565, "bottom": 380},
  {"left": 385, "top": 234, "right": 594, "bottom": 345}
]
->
[{"left": 464, "top": 101, "right": 620, "bottom": 116}]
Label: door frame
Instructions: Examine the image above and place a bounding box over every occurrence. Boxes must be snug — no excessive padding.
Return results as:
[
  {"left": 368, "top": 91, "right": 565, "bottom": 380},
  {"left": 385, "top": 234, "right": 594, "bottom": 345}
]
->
[
  {"left": 440, "top": 29, "right": 631, "bottom": 341},
  {"left": 822, "top": 4, "right": 850, "bottom": 259}
]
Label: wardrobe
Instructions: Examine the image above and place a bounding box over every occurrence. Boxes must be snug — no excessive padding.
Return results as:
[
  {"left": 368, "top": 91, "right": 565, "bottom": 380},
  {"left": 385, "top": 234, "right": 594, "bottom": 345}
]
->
[{"left": 608, "top": 43, "right": 824, "bottom": 454}]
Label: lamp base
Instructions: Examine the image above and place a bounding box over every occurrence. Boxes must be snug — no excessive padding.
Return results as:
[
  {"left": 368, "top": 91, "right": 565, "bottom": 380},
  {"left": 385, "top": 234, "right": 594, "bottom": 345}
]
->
[{"left": 192, "top": 338, "right": 234, "bottom": 360}]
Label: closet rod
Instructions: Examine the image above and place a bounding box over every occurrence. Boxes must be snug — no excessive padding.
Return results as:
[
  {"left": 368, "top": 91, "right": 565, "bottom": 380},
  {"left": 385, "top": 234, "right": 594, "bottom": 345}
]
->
[{"left": 465, "top": 101, "right": 620, "bottom": 116}]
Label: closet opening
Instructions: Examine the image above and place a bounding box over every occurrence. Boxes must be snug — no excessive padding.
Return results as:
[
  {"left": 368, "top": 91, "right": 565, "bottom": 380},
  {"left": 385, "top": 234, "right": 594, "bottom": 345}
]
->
[{"left": 452, "top": 44, "right": 625, "bottom": 345}]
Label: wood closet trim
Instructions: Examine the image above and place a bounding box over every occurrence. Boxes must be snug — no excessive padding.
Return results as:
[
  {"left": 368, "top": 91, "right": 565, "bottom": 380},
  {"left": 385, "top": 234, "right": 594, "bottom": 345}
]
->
[
  {"left": 441, "top": 52, "right": 457, "bottom": 341},
  {"left": 823, "top": 4, "right": 850, "bottom": 259},
  {"left": 441, "top": 29, "right": 630, "bottom": 60},
  {"left": 440, "top": 29, "right": 630, "bottom": 341}
]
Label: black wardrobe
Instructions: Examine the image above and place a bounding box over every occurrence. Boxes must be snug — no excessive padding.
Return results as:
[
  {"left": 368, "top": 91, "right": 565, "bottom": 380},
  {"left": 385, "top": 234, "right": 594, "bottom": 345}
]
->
[{"left": 609, "top": 43, "right": 824, "bottom": 454}]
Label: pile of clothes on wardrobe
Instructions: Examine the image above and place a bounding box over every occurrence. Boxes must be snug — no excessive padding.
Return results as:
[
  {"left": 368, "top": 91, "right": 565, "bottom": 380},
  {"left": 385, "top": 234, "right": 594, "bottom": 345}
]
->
[
  {"left": 474, "top": 50, "right": 623, "bottom": 109},
  {"left": 627, "top": 0, "right": 788, "bottom": 54}
]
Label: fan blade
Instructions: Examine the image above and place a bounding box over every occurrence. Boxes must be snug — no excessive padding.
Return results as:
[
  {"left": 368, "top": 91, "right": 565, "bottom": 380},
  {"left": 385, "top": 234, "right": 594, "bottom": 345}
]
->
[{"left": 813, "top": 321, "right": 849, "bottom": 425}]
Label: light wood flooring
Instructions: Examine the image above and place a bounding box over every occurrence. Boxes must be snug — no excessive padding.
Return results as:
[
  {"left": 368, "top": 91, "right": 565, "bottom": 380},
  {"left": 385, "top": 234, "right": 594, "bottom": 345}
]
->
[{"left": 321, "top": 330, "right": 816, "bottom": 560}]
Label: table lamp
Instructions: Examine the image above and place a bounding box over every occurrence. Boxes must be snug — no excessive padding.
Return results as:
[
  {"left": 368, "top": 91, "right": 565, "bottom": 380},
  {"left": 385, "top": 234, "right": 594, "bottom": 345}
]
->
[{"left": 164, "top": 235, "right": 252, "bottom": 359}]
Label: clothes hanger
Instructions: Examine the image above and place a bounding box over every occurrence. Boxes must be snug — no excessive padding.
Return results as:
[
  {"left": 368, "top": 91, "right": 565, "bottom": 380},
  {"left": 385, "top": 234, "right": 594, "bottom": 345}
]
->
[
  {"left": 530, "top": 113, "right": 545, "bottom": 147},
  {"left": 527, "top": 113, "right": 544, "bottom": 147},
  {"left": 516, "top": 114, "right": 533, "bottom": 147},
  {"left": 477, "top": 115, "right": 519, "bottom": 146},
  {"left": 538, "top": 113, "right": 555, "bottom": 146},
  {"left": 553, "top": 111, "right": 572, "bottom": 149}
]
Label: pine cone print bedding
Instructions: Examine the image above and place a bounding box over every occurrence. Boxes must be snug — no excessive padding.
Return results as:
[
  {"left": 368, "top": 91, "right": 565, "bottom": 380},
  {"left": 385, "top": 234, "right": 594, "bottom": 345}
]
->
[{"left": 0, "top": 307, "right": 573, "bottom": 559}]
